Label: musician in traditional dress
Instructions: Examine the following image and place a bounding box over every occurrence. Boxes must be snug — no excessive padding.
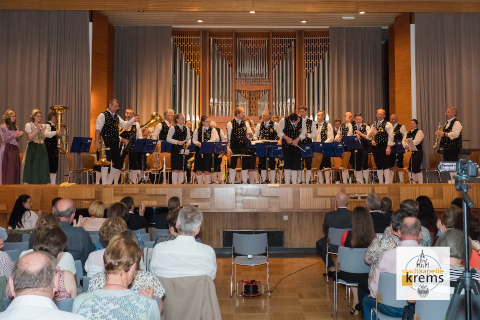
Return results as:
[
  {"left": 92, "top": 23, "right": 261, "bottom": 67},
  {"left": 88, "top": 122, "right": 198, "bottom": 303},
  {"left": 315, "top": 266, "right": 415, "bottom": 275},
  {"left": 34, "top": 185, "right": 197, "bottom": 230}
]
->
[
  {"left": 367, "top": 109, "right": 394, "bottom": 184},
  {"left": 403, "top": 119, "right": 424, "bottom": 183},
  {"left": 226, "top": 107, "right": 253, "bottom": 184},
  {"left": 389, "top": 114, "right": 407, "bottom": 183},
  {"left": 166, "top": 113, "right": 191, "bottom": 184},
  {"left": 193, "top": 116, "right": 219, "bottom": 184},
  {"left": 437, "top": 106, "right": 462, "bottom": 181},
  {"left": 335, "top": 112, "right": 353, "bottom": 183},
  {"left": 152, "top": 109, "right": 174, "bottom": 141},
  {"left": 298, "top": 106, "right": 317, "bottom": 184},
  {"left": 210, "top": 121, "right": 227, "bottom": 183},
  {"left": 0, "top": 110, "right": 23, "bottom": 185},
  {"left": 278, "top": 113, "right": 306, "bottom": 184},
  {"left": 254, "top": 110, "right": 279, "bottom": 183},
  {"left": 44, "top": 112, "right": 65, "bottom": 185},
  {"left": 333, "top": 119, "right": 341, "bottom": 138},
  {"left": 245, "top": 119, "right": 257, "bottom": 184},
  {"left": 315, "top": 111, "right": 334, "bottom": 184},
  {"left": 119, "top": 108, "right": 143, "bottom": 184},
  {"left": 94, "top": 99, "right": 135, "bottom": 185},
  {"left": 351, "top": 113, "right": 371, "bottom": 184}
]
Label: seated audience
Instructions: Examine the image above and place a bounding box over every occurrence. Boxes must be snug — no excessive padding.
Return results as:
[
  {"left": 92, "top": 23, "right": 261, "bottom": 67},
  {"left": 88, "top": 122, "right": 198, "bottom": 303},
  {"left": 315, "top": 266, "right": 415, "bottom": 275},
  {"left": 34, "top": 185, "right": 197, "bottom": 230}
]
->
[
  {"left": 0, "top": 252, "right": 86, "bottom": 320},
  {"left": 0, "top": 247, "right": 14, "bottom": 279},
  {"left": 416, "top": 196, "right": 438, "bottom": 243},
  {"left": 8, "top": 195, "right": 39, "bottom": 230},
  {"left": 380, "top": 197, "right": 392, "bottom": 216},
  {"left": 88, "top": 230, "right": 165, "bottom": 311},
  {"left": 106, "top": 202, "right": 145, "bottom": 249},
  {"left": 394, "top": 199, "right": 431, "bottom": 246},
  {"left": 81, "top": 201, "right": 106, "bottom": 232},
  {"left": 22, "top": 215, "right": 76, "bottom": 278},
  {"left": 85, "top": 217, "right": 128, "bottom": 277},
  {"left": 150, "top": 206, "right": 217, "bottom": 280},
  {"left": 363, "top": 217, "right": 422, "bottom": 320},
  {"left": 366, "top": 194, "right": 390, "bottom": 234},
  {"left": 120, "top": 197, "right": 148, "bottom": 233},
  {"left": 316, "top": 192, "right": 352, "bottom": 278},
  {"left": 73, "top": 235, "right": 159, "bottom": 320},
  {"left": 437, "top": 204, "right": 462, "bottom": 235},
  {"left": 154, "top": 208, "right": 202, "bottom": 246},
  {"left": 155, "top": 196, "right": 181, "bottom": 229},
  {"left": 453, "top": 207, "right": 480, "bottom": 241},
  {"left": 7, "top": 226, "right": 77, "bottom": 302},
  {"left": 338, "top": 207, "right": 376, "bottom": 315},
  {"left": 51, "top": 197, "right": 62, "bottom": 213},
  {"left": 54, "top": 199, "right": 95, "bottom": 266}
]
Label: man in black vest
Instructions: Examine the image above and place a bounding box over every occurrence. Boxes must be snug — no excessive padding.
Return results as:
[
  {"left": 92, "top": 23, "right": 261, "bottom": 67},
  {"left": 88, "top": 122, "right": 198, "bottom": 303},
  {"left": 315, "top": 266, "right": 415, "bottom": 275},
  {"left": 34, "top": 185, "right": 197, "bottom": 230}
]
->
[
  {"left": 368, "top": 109, "right": 394, "bottom": 184},
  {"left": 45, "top": 112, "right": 64, "bottom": 185},
  {"left": 94, "top": 99, "right": 135, "bottom": 185},
  {"left": 437, "top": 106, "right": 462, "bottom": 181},
  {"left": 120, "top": 108, "right": 143, "bottom": 184},
  {"left": 152, "top": 109, "right": 174, "bottom": 141},
  {"left": 226, "top": 107, "right": 253, "bottom": 184},
  {"left": 389, "top": 114, "right": 407, "bottom": 183},
  {"left": 351, "top": 113, "right": 371, "bottom": 184},
  {"left": 298, "top": 106, "right": 317, "bottom": 184},
  {"left": 254, "top": 109, "right": 279, "bottom": 183},
  {"left": 315, "top": 111, "right": 334, "bottom": 184},
  {"left": 278, "top": 113, "right": 306, "bottom": 184},
  {"left": 333, "top": 119, "right": 341, "bottom": 138}
]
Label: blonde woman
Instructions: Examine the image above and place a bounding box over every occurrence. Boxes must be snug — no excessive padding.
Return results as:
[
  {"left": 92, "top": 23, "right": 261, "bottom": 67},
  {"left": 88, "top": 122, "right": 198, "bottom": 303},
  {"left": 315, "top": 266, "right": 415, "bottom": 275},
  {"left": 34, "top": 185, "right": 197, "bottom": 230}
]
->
[
  {"left": 22, "top": 109, "right": 54, "bottom": 184},
  {"left": 0, "top": 110, "right": 23, "bottom": 184},
  {"left": 166, "top": 113, "right": 191, "bottom": 184},
  {"left": 81, "top": 201, "right": 107, "bottom": 232}
]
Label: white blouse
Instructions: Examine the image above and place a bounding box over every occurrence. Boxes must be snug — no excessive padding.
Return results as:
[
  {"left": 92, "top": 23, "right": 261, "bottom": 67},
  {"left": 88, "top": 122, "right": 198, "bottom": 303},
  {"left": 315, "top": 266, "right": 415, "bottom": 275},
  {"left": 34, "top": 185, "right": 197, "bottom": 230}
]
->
[
  {"left": 166, "top": 125, "right": 191, "bottom": 145},
  {"left": 25, "top": 123, "right": 56, "bottom": 138},
  {"left": 192, "top": 127, "right": 219, "bottom": 146},
  {"left": 20, "top": 249, "right": 76, "bottom": 275}
]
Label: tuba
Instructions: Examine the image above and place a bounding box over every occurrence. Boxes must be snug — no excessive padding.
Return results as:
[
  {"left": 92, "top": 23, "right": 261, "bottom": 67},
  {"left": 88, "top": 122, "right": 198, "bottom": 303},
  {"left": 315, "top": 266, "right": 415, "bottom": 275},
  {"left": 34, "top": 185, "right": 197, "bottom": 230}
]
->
[
  {"left": 50, "top": 105, "right": 69, "bottom": 154},
  {"left": 141, "top": 112, "right": 164, "bottom": 137}
]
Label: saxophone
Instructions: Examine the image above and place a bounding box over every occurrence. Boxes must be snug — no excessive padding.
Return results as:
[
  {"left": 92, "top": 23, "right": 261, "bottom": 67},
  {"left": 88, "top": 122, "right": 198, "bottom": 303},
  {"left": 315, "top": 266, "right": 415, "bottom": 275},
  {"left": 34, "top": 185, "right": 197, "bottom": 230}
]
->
[{"left": 433, "top": 122, "right": 443, "bottom": 149}]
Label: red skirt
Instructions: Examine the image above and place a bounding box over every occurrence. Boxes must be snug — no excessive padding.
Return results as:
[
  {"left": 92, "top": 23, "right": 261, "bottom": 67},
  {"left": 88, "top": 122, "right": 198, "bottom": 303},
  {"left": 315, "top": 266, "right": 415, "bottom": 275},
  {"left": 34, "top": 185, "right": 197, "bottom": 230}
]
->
[{"left": 2, "top": 144, "right": 20, "bottom": 184}]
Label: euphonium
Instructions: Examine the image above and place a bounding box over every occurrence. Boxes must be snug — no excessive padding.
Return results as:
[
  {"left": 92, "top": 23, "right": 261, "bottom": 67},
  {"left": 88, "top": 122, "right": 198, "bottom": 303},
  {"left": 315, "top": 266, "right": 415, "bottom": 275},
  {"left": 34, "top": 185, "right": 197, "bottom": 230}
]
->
[
  {"left": 433, "top": 122, "right": 443, "bottom": 149},
  {"left": 141, "top": 112, "right": 163, "bottom": 134},
  {"left": 50, "top": 105, "right": 69, "bottom": 154}
]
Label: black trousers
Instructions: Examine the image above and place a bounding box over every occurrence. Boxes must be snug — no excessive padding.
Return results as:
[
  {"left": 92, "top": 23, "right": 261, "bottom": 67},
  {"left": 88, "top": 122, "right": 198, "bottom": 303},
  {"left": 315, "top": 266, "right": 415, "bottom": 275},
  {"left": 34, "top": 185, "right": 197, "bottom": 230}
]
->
[
  {"left": 443, "top": 148, "right": 460, "bottom": 161},
  {"left": 283, "top": 146, "right": 302, "bottom": 170},
  {"left": 213, "top": 154, "right": 222, "bottom": 172},
  {"left": 171, "top": 146, "right": 187, "bottom": 171},
  {"left": 315, "top": 237, "right": 336, "bottom": 269},
  {"left": 259, "top": 157, "right": 276, "bottom": 170},
  {"left": 320, "top": 156, "right": 331, "bottom": 169},
  {"left": 349, "top": 149, "right": 368, "bottom": 171},
  {"left": 47, "top": 149, "right": 59, "bottom": 173},
  {"left": 409, "top": 150, "right": 423, "bottom": 174},
  {"left": 391, "top": 152, "right": 404, "bottom": 169},
  {"left": 372, "top": 145, "right": 390, "bottom": 170},
  {"left": 195, "top": 151, "right": 214, "bottom": 172},
  {"left": 229, "top": 143, "right": 249, "bottom": 170},
  {"left": 302, "top": 156, "right": 312, "bottom": 170},
  {"left": 105, "top": 142, "right": 123, "bottom": 170},
  {"left": 127, "top": 150, "right": 140, "bottom": 170}
]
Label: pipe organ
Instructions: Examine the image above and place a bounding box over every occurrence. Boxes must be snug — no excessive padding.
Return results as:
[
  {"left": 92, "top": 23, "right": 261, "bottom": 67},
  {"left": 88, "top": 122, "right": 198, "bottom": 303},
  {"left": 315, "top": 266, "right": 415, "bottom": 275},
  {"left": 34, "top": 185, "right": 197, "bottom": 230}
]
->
[
  {"left": 210, "top": 36, "right": 233, "bottom": 117},
  {"left": 272, "top": 36, "right": 296, "bottom": 117}
]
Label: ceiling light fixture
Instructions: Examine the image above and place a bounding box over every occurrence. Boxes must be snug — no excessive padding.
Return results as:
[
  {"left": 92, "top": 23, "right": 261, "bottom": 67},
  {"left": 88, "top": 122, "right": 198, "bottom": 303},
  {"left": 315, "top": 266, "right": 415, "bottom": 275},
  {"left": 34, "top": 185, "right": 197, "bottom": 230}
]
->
[
  {"left": 301, "top": 20, "right": 307, "bottom": 23},
  {"left": 342, "top": 16, "right": 355, "bottom": 20},
  {"left": 359, "top": 11, "right": 365, "bottom": 14},
  {"left": 197, "top": 19, "right": 203, "bottom": 23},
  {"left": 250, "top": 10, "right": 255, "bottom": 14}
]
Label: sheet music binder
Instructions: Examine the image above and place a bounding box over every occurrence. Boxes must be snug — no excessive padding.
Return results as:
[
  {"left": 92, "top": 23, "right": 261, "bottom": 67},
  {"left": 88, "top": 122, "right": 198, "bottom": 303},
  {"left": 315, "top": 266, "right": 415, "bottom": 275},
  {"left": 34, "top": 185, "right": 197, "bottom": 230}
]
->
[
  {"left": 133, "top": 139, "right": 157, "bottom": 153},
  {"left": 159, "top": 141, "right": 172, "bottom": 153},
  {"left": 70, "top": 137, "right": 92, "bottom": 153},
  {"left": 391, "top": 140, "right": 406, "bottom": 154},
  {"left": 342, "top": 136, "right": 363, "bottom": 151}
]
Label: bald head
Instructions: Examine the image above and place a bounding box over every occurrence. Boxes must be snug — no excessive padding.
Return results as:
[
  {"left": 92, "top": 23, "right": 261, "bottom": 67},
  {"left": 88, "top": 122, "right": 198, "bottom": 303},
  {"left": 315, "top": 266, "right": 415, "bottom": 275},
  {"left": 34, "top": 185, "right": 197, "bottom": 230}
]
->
[
  {"left": 54, "top": 199, "right": 75, "bottom": 220},
  {"left": 345, "top": 112, "right": 353, "bottom": 122},
  {"left": 399, "top": 217, "right": 422, "bottom": 241},
  {"left": 335, "top": 192, "right": 348, "bottom": 208},
  {"left": 376, "top": 109, "right": 386, "bottom": 121},
  {"left": 390, "top": 114, "right": 398, "bottom": 125}
]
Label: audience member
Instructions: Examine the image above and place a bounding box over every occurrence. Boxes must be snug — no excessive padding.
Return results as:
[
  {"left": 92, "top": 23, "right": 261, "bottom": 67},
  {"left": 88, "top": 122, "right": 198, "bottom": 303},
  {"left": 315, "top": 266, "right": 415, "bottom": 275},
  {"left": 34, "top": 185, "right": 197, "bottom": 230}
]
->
[
  {"left": 338, "top": 207, "right": 376, "bottom": 315},
  {"left": 80, "top": 201, "right": 106, "bottom": 232},
  {"left": 437, "top": 204, "right": 462, "bottom": 234},
  {"left": 7, "top": 227, "right": 77, "bottom": 302},
  {"left": 8, "top": 195, "right": 40, "bottom": 230},
  {"left": 153, "top": 208, "right": 202, "bottom": 246},
  {"left": 451, "top": 197, "right": 463, "bottom": 209},
  {"left": 1, "top": 252, "right": 86, "bottom": 320},
  {"left": 28, "top": 212, "right": 61, "bottom": 249},
  {"left": 363, "top": 217, "right": 422, "bottom": 320},
  {"left": 87, "top": 230, "right": 165, "bottom": 312},
  {"left": 106, "top": 202, "right": 145, "bottom": 249},
  {"left": 380, "top": 197, "right": 392, "bottom": 216},
  {"left": 155, "top": 196, "right": 181, "bottom": 229},
  {"left": 453, "top": 208, "right": 480, "bottom": 241},
  {"left": 396, "top": 199, "right": 431, "bottom": 246},
  {"left": 54, "top": 199, "right": 95, "bottom": 266},
  {"left": 85, "top": 217, "right": 128, "bottom": 277},
  {"left": 150, "top": 206, "right": 217, "bottom": 280},
  {"left": 120, "top": 197, "right": 148, "bottom": 233},
  {"left": 416, "top": 196, "right": 438, "bottom": 243},
  {"left": 366, "top": 194, "right": 390, "bottom": 234},
  {"left": 315, "top": 192, "right": 352, "bottom": 278},
  {"left": 51, "top": 197, "right": 62, "bottom": 212},
  {"left": 73, "top": 235, "right": 159, "bottom": 320},
  {"left": 0, "top": 248, "right": 14, "bottom": 279}
]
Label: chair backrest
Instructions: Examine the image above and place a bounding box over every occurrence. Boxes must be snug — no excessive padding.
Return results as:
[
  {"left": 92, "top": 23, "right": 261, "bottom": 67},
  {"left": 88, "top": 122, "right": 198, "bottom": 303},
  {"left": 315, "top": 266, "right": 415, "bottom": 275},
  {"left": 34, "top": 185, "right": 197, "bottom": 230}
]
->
[
  {"left": 82, "top": 276, "right": 91, "bottom": 292},
  {"left": 414, "top": 298, "right": 451, "bottom": 320},
  {"left": 90, "top": 234, "right": 99, "bottom": 244},
  {"left": 232, "top": 233, "right": 268, "bottom": 256},
  {"left": 81, "top": 153, "right": 95, "bottom": 170},
  {"left": 74, "top": 260, "right": 83, "bottom": 287},
  {"left": 341, "top": 151, "right": 351, "bottom": 168},
  {"left": 337, "top": 247, "right": 370, "bottom": 274},
  {"left": 141, "top": 233, "right": 151, "bottom": 242},
  {"left": 153, "top": 228, "right": 170, "bottom": 241},
  {"left": 3, "top": 241, "right": 29, "bottom": 252},
  {"left": 378, "top": 272, "right": 406, "bottom": 308},
  {"left": 402, "top": 151, "right": 412, "bottom": 169},
  {"left": 21, "top": 234, "right": 30, "bottom": 242},
  {"left": 144, "top": 241, "right": 155, "bottom": 248},
  {"left": 159, "top": 153, "right": 171, "bottom": 170},
  {"left": 56, "top": 298, "right": 75, "bottom": 312},
  {"left": 87, "top": 231, "right": 99, "bottom": 236},
  {"left": 330, "top": 157, "right": 342, "bottom": 169},
  {"left": 3, "top": 297, "right": 11, "bottom": 310},
  {"left": 328, "top": 228, "right": 350, "bottom": 246},
  {"left": 144, "top": 247, "right": 154, "bottom": 272},
  {"left": 4, "top": 249, "right": 20, "bottom": 262},
  {"left": 470, "top": 151, "right": 480, "bottom": 164},
  {"left": 311, "top": 153, "right": 323, "bottom": 170},
  {"left": 428, "top": 153, "right": 442, "bottom": 170},
  {"left": 66, "top": 152, "right": 75, "bottom": 171}
]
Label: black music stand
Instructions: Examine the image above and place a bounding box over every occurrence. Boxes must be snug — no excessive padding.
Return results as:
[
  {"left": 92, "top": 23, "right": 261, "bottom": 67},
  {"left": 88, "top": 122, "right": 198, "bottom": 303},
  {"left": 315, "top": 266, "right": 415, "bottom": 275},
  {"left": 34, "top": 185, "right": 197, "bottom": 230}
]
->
[
  {"left": 70, "top": 137, "right": 93, "bottom": 184},
  {"left": 343, "top": 136, "right": 363, "bottom": 184},
  {"left": 133, "top": 139, "right": 157, "bottom": 184},
  {"left": 255, "top": 141, "right": 278, "bottom": 183},
  {"left": 213, "top": 142, "right": 228, "bottom": 184}
]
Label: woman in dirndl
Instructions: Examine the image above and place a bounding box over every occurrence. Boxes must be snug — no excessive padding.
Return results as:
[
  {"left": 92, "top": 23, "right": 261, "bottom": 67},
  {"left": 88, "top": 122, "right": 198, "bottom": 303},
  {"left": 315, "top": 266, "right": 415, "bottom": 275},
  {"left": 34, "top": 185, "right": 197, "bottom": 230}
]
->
[
  {"left": 0, "top": 110, "right": 24, "bottom": 184},
  {"left": 22, "top": 109, "right": 50, "bottom": 184}
]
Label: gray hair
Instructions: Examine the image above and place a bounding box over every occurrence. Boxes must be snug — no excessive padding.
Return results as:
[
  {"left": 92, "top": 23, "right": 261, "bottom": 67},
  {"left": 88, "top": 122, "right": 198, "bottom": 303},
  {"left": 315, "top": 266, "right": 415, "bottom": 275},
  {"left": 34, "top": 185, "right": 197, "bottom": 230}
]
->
[
  {"left": 400, "top": 217, "right": 422, "bottom": 237},
  {"left": 391, "top": 209, "right": 408, "bottom": 232},
  {"left": 400, "top": 199, "right": 419, "bottom": 217},
  {"left": 381, "top": 197, "right": 392, "bottom": 213},
  {"left": 164, "top": 109, "right": 174, "bottom": 117},
  {"left": 53, "top": 202, "right": 76, "bottom": 218},
  {"left": 435, "top": 229, "right": 471, "bottom": 260},
  {"left": 12, "top": 251, "right": 57, "bottom": 294},
  {"left": 366, "top": 194, "right": 381, "bottom": 211},
  {"left": 177, "top": 206, "right": 203, "bottom": 236}
]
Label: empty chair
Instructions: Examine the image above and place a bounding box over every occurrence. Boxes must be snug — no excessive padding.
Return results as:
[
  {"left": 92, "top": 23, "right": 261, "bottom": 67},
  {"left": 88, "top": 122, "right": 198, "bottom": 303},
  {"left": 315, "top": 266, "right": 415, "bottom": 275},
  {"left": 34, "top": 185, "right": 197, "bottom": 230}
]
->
[
  {"left": 144, "top": 241, "right": 155, "bottom": 249},
  {"left": 82, "top": 276, "right": 91, "bottom": 293},
  {"left": 325, "top": 228, "right": 351, "bottom": 283},
  {"left": 2, "top": 241, "right": 29, "bottom": 253},
  {"left": 141, "top": 233, "right": 151, "bottom": 242},
  {"left": 56, "top": 298, "right": 75, "bottom": 312},
  {"left": 230, "top": 233, "right": 270, "bottom": 298},
  {"left": 4, "top": 249, "right": 20, "bottom": 262},
  {"left": 74, "top": 260, "right": 83, "bottom": 287},
  {"left": 425, "top": 153, "right": 442, "bottom": 183},
  {"left": 414, "top": 298, "right": 452, "bottom": 320},
  {"left": 373, "top": 272, "right": 406, "bottom": 320}
]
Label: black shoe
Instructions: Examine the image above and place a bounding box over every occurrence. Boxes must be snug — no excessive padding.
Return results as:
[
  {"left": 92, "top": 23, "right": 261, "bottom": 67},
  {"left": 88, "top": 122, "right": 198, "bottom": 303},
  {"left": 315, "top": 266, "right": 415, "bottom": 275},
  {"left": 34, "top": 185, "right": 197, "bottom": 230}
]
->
[{"left": 322, "top": 271, "right": 335, "bottom": 278}]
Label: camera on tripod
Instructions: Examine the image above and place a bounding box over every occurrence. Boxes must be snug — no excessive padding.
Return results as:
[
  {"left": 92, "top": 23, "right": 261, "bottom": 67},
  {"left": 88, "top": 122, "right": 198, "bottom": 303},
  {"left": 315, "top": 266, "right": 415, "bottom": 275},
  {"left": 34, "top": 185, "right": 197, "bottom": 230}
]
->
[{"left": 438, "top": 159, "right": 480, "bottom": 179}]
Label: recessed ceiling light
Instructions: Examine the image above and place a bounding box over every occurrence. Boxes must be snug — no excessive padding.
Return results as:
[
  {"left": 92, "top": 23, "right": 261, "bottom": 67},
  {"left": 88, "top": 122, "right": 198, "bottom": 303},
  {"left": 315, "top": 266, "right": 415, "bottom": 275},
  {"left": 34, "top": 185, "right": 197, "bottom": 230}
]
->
[
  {"left": 250, "top": 10, "right": 255, "bottom": 14},
  {"left": 342, "top": 16, "right": 355, "bottom": 20},
  {"left": 359, "top": 11, "right": 365, "bottom": 14},
  {"left": 301, "top": 20, "right": 307, "bottom": 23},
  {"left": 138, "top": 10, "right": 144, "bottom": 13},
  {"left": 197, "top": 19, "right": 203, "bottom": 23}
]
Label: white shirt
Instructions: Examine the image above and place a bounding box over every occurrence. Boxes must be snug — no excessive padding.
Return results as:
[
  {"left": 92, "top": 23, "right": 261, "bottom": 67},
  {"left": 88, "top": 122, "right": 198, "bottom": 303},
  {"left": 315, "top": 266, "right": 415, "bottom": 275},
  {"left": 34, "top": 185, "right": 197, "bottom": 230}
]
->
[
  {"left": 334, "top": 122, "right": 353, "bottom": 140},
  {"left": 369, "top": 119, "right": 394, "bottom": 146},
  {"left": 301, "top": 117, "right": 317, "bottom": 140},
  {"left": 121, "top": 122, "right": 143, "bottom": 140},
  {"left": 95, "top": 110, "right": 135, "bottom": 131},
  {"left": 20, "top": 250, "right": 76, "bottom": 275},
  {"left": 192, "top": 127, "right": 219, "bottom": 146},
  {"left": 25, "top": 123, "right": 56, "bottom": 138},
  {"left": 150, "top": 235, "right": 217, "bottom": 280},
  {"left": 353, "top": 123, "right": 372, "bottom": 138},
  {"left": 8, "top": 211, "right": 38, "bottom": 230},
  {"left": 315, "top": 121, "right": 334, "bottom": 142},
  {"left": 166, "top": 125, "right": 191, "bottom": 145},
  {"left": 216, "top": 128, "right": 227, "bottom": 142},
  {"left": 152, "top": 120, "right": 172, "bottom": 140},
  {"left": 277, "top": 118, "right": 307, "bottom": 140},
  {"left": 0, "top": 295, "right": 86, "bottom": 320},
  {"left": 402, "top": 129, "right": 424, "bottom": 147},
  {"left": 253, "top": 120, "right": 280, "bottom": 140},
  {"left": 392, "top": 123, "right": 407, "bottom": 139},
  {"left": 226, "top": 119, "right": 253, "bottom": 142},
  {"left": 445, "top": 117, "right": 462, "bottom": 139}
]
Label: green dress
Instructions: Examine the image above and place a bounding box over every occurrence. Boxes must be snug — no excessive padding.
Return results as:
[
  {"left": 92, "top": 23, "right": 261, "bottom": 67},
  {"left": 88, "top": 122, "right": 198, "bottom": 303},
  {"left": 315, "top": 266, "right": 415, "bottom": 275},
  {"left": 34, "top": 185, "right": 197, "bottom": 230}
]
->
[{"left": 22, "top": 123, "right": 50, "bottom": 184}]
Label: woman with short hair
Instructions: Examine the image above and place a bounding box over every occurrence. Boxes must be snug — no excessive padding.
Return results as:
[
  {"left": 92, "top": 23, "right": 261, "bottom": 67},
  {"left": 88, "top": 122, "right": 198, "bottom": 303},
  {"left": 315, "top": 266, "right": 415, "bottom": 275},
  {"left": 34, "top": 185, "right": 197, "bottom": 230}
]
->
[
  {"left": 73, "top": 235, "right": 160, "bottom": 320},
  {"left": 81, "top": 201, "right": 106, "bottom": 232}
]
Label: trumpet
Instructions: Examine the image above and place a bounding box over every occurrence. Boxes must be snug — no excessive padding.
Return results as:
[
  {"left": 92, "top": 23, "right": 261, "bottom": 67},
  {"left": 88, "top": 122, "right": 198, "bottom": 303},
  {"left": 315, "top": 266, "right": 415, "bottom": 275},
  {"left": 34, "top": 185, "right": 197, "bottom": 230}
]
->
[
  {"left": 433, "top": 122, "right": 443, "bottom": 149},
  {"left": 371, "top": 121, "right": 377, "bottom": 146}
]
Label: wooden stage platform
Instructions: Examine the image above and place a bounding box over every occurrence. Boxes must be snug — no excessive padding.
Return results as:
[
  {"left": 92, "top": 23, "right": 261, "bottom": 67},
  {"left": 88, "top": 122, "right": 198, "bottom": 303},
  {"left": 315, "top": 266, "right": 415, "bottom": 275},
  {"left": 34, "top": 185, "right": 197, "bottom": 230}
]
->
[{"left": 0, "top": 183, "right": 477, "bottom": 249}]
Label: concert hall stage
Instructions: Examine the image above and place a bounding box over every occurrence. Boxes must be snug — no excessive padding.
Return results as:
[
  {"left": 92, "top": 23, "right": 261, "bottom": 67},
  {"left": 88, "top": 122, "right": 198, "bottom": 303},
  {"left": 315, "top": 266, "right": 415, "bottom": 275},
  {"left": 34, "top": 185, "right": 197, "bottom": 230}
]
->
[{"left": 0, "top": 183, "right": 477, "bottom": 249}]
